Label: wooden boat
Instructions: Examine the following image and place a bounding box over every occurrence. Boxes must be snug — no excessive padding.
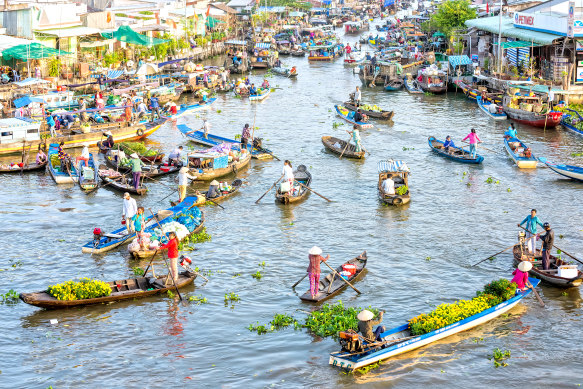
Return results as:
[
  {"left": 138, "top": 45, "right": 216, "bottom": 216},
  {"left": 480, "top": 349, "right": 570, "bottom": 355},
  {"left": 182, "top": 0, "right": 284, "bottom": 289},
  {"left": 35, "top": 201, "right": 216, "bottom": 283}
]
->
[
  {"left": 417, "top": 69, "right": 447, "bottom": 94},
  {"left": 377, "top": 160, "right": 410, "bottom": 205},
  {"left": 384, "top": 79, "right": 403, "bottom": 91},
  {"left": 131, "top": 214, "right": 205, "bottom": 259},
  {"left": 0, "top": 160, "right": 47, "bottom": 173},
  {"left": 539, "top": 158, "right": 583, "bottom": 182},
  {"left": 0, "top": 118, "right": 166, "bottom": 156},
  {"left": 20, "top": 271, "right": 196, "bottom": 309},
  {"left": 98, "top": 171, "right": 148, "bottom": 195},
  {"left": 177, "top": 125, "right": 273, "bottom": 159},
  {"left": 560, "top": 109, "right": 583, "bottom": 136},
  {"left": 187, "top": 150, "right": 251, "bottom": 181},
  {"left": 321, "top": 136, "right": 365, "bottom": 159},
  {"left": 344, "top": 52, "right": 365, "bottom": 66},
  {"left": 503, "top": 136, "right": 537, "bottom": 168},
  {"left": 404, "top": 78, "right": 423, "bottom": 94},
  {"left": 163, "top": 98, "right": 216, "bottom": 120},
  {"left": 290, "top": 48, "right": 305, "bottom": 57},
  {"left": 47, "top": 143, "right": 78, "bottom": 184},
  {"left": 300, "top": 251, "right": 367, "bottom": 302},
  {"left": 513, "top": 245, "right": 583, "bottom": 287},
  {"left": 502, "top": 94, "right": 562, "bottom": 128},
  {"left": 308, "top": 44, "right": 342, "bottom": 61},
  {"left": 275, "top": 165, "right": 311, "bottom": 204},
  {"left": 428, "top": 136, "right": 484, "bottom": 164},
  {"left": 334, "top": 105, "right": 374, "bottom": 129},
  {"left": 104, "top": 149, "right": 180, "bottom": 179},
  {"left": 117, "top": 142, "right": 164, "bottom": 163},
  {"left": 342, "top": 101, "right": 394, "bottom": 120},
  {"left": 249, "top": 88, "right": 271, "bottom": 102},
  {"left": 329, "top": 278, "right": 541, "bottom": 371},
  {"left": 203, "top": 179, "right": 243, "bottom": 203},
  {"left": 78, "top": 153, "right": 99, "bottom": 191},
  {"left": 271, "top": 66, "right": 298, "bottom": 78},
  {"left": 81, "top": 198, "right": 199, "bottom": 254},
  {"left": 477, "top": 95, "right": 507, "bottom": 120}
]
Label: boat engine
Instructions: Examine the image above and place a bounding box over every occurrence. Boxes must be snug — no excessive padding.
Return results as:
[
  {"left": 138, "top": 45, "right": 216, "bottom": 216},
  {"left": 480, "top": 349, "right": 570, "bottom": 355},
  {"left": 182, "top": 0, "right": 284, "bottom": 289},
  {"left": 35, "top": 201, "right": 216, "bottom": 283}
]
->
[
  {"left": 179, "top": 255, "right": 195, "bottom": 273},
  {"left": 252, "top": 137, "right": 263, "bottom": 149},
  {"left": 339, "top": 331, "right": 363, "bottom": 353}
]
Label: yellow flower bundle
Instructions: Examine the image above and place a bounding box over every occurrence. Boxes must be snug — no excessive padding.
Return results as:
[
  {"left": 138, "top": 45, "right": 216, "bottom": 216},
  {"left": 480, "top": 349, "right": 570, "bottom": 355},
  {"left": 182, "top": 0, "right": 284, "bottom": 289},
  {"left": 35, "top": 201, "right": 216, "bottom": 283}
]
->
[{"left": 48, "top": 278, "right": 111, "bottom": 301}]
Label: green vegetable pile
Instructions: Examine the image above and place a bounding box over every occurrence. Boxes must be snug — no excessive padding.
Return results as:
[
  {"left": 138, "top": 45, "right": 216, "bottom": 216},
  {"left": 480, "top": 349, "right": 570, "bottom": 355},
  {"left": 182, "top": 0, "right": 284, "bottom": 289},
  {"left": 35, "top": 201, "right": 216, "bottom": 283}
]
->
[
  {"left": 48, "top": 278, "right": 111, "bottom": 300},
  {"left": 408, "top": 279, "right": 517, "bottom": 336},
  {"left": 50, "top": 154, "right": 60, "bottom": 167},
  {"left": 119, "top": 142, "right": 158, "bottom": 157},
  {"left": 396, "top": 185, "right": 408, "bottom": 196},
  {"left": 304, "top": 301, "right": 380, "bottom": 338}
]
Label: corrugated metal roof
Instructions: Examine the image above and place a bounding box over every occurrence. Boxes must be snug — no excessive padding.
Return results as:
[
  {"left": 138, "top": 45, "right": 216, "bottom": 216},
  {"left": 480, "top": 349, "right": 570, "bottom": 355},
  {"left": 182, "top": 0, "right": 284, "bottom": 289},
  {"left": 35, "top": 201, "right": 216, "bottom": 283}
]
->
[
  {"left": 465, "top": 16, "right": 562, "bottom": 45},
  {"left": 34, "top": 26, "right": 101, "bottom": 37}
]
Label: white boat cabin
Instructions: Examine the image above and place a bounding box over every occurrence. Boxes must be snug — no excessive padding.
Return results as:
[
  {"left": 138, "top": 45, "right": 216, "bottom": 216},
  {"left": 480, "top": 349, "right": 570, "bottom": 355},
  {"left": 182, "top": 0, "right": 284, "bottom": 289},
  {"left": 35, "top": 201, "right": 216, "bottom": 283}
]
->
[{"left": 0, "top": 118, "right": 42, "bottom": 144}]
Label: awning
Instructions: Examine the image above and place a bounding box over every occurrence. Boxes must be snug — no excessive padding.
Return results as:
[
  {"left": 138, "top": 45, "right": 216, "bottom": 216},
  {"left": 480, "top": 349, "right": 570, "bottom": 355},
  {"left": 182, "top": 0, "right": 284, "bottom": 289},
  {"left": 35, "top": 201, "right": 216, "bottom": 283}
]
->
[
  {"left": 1, "top": 43, "right": 71, "bottom": 61},
  {"left": 0, "top": 35, "right": 40, "bottom": 53},
  {"left": 14, "top": 78, "right": 50, "bottom": 87},
  {"left": 34, "top": 26, "right": 101, "bottom": 38},
  {"left": 80, "top": 39, "right": 116, "bottom": 48},
  {"left": 465, "top": 16, "right": 561, "bottom": 45},
  {"left": 13, "top": 96, "right": 46, "bottom": 108},
  {"left": 101, "top": 25, "right": 168, "bottom": 47},
  {"left": 206, "top": 16, "right": 225, "bottom": 29},
  {"left": 448, "top": 55, "right": 472, "bottom": 67},
  {"left": 225, "top": 40, "right": 247, "bottom": 45},
  {"left": 254, "top": 43, "right": 271, "bottom": 49},
  {"left": 493, "top": 40, "right": 542, "bottom": 49},
  {"left": 107, "top": 70, "right": 125, "bottom": 79}
]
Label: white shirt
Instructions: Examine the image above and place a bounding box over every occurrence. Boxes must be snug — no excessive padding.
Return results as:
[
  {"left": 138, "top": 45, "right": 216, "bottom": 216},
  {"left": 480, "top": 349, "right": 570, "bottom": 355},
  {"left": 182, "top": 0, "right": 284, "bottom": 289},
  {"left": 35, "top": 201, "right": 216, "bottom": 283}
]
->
[
  {"left": 355, "top": 89, "right": 361, "bottom": 100},
  {"left": 203, "top": 121, "right": 210, "bottom": 133},
  {"left": 548, "top": 90, "right": 555, "bottom": 102},
  {"left": 282, "top": 165, "right": 294, "bottom": 181},
  {"left": 137, "top": 102, "right": 147, "bottom": 113},
  {"left": 81, "top": 146, "right": 89, "bottom": 159},
  {"left": 169, "top": 147, "right": 182, "bottom": 159},
  {"left": 382, "top": 178, "right": 395, "bottom": 195},
  {"left": 122, "top": 197, "right": 138, "bottom": 218},
  {"left": 178, "top": 170, "right": 196, "bottom": 186}
]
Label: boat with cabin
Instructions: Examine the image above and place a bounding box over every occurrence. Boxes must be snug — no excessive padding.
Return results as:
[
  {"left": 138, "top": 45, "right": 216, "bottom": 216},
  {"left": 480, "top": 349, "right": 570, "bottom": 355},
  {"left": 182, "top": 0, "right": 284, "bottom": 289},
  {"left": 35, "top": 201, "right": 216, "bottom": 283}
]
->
[
  {"left": 377, "top": 160, "right": 410, "bottom": 205},
  {"left": 308, "top": 44, "right": 343, "bottom": 61},
  {"left": 417, "top": 66, "right": 447, "bottom": 94},
  {"left": 502, "top": 93, "right": 562, "bottom": 128},
  {"left": 250, "top": 43, "right": 276, "bottom": 69},
  {"left": 187, "top": 148, "right": 251, "bottom": 181}
]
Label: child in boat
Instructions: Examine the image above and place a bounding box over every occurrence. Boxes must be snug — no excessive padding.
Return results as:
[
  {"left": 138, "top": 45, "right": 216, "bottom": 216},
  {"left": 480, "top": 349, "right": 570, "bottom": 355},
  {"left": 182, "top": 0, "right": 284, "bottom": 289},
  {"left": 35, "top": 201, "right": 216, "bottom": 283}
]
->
[
  {"left": 357, "top": 310, "right": 385, "bottom": 342},
  {"left": 159, "top": 231, "right": 179, "bottom": 283},
  {"left": 443, "top": 136, "right": 455, "bottom": 153},
  {"left": 132, "top": 207, "right": 146, "bottom": 249},
  {"left": 511, "top": 261, "right": 533, "bottom": 291}
]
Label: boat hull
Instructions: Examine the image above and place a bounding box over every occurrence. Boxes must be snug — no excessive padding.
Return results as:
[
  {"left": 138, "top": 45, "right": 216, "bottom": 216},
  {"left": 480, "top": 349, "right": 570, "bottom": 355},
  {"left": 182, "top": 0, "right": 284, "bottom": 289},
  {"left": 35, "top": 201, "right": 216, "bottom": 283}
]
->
[
  {"left": 428, "top": 137, "right": 483, "bottom": 164},
  {"left": 321, "top": 136, "right": 365, "bottom": 159},
  {"left": 476, "top": 96, "right": 507, "bottom": 120},
  {"left": 561, "top": 119, "right": 583, "bottom": 136},
  {"left": 545, "top": 162, "right": 583, "bottom": 182},
  {"left": 504, "top": 137, "right": 537, "bottom": 168},
  {"left": 191, "top": 153, "right": 251, "bottom": 181},
  {"left": 334, "top": 105, "right": 374, "bottom": 129},
  {"left": 513, "top": 245, "right": 583, "bottom": 287}
]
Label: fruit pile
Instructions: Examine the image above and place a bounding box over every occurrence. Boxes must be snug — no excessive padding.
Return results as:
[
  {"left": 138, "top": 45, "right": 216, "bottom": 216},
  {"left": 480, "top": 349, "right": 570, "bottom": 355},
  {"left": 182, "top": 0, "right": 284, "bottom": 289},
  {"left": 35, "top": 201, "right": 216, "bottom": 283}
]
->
[
  {"left": 48, "top": 278, "right": 111, "bottom": 300},
  {"left": 119, "top": 142, "right": 158, "bottom": 157},
  {"left": 408, "top": 279, "right": 517, "bottom": 336}
]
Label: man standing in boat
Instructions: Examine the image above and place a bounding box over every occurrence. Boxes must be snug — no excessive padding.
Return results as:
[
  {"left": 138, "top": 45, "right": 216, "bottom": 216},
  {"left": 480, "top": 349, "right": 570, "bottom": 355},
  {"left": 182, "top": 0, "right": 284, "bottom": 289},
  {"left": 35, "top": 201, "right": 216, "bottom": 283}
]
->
[
  {"left": 354, "top": 86, "right": 362, "bottom": 106},
  {"left": 241, "top": 123, "right": 251, "bottom": 151},
  {"left": 537, "top": 223, "right": 554, "bottom": 270},
  {"left": 518, "top": 209, "right": 544, "bottom": 255},
  {"left": 122, "top": 192, "right": 137, "bottom": 233}
]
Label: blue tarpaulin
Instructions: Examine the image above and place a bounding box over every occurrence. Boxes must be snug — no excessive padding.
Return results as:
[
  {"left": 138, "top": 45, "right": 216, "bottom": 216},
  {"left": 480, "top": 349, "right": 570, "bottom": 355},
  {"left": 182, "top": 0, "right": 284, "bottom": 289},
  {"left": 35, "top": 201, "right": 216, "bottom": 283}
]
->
[
  {"left": 448, "top": 55, "right": 473, "bottom": 68},
  {"left": 107, "top": 70, "right": 124, "bottom": 79},
  {"left": 13, "top": 96, "right": 45, "bottom": 108},
  {"left": 384, "top": 0, "right": 395, "bottom": 6},
  {"left": 255, "top": 43, "right": 271, "bottom": 49}
]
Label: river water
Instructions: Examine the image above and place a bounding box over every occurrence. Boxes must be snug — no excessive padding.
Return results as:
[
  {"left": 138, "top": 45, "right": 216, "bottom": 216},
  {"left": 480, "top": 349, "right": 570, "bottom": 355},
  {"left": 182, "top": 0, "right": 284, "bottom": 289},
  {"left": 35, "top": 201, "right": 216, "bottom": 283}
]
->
[{"left": 2, "top": 27, "right": 583, "bottom": 388}]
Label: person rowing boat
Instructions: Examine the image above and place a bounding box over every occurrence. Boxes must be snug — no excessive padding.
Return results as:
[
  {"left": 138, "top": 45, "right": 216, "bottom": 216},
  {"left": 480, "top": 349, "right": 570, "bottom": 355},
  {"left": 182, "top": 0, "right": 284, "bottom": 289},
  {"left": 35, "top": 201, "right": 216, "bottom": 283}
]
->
[
  {"left": 346, "top": 125, "right": 362, "bottom": 152},
  {"left": 307, "top": 246, "right": 329, "bottom": 299}
]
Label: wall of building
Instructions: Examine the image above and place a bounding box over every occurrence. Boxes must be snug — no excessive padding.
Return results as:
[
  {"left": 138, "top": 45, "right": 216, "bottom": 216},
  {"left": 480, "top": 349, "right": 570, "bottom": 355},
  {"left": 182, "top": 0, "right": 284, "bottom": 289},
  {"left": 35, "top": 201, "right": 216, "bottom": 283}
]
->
[{"left": 1, "top": 9, "right": 33, "bottom": 39}]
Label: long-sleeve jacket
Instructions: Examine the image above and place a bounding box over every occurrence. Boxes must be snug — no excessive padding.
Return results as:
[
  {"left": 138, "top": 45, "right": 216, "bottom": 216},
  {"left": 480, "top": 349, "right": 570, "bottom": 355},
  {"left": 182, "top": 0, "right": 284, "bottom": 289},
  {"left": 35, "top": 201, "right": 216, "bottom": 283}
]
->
[
  {"left": 520, "top": 215, "right": 543, "bottom": 234},
  {"left": 358, "top": 311, "right": 384, "bottom": 341},
  {"left": 540, "top": 229, "right": 554, "bottom": 251}
]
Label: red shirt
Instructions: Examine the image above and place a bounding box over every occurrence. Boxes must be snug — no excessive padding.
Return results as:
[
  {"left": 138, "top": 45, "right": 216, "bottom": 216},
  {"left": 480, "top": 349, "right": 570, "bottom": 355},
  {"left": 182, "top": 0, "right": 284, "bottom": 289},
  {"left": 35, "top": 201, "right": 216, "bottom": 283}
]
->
[
  {"left": 307, "top": 254, "right": 326, "bottom": 274},
  {"left": 160, "top": 237, "right": 179, "bottom": 258}
]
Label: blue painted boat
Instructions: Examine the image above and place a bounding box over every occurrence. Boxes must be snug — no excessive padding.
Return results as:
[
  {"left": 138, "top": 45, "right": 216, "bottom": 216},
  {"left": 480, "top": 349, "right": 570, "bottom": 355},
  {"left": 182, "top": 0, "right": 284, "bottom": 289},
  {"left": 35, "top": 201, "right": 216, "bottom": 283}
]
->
[
  {"left": 428, "top": 136, "right": 484, "bottom": 164},
  {"left": 163, "top": 98, "right": 216, "bottom": 120},
  {"left": 561, "top": 109, "right": 583, "bottom": 137},
  {"left": 78, "top": 153, "right": 99, "bottom": 191},
  {"left": 383, "top": 79, "right": 403, "bottom": 91},
  {"left": 47, "top": 143, "right": 78, "bottom": 184},
  {"left": 334, "top": 105, "right": 374, "bottom": 129},
  {"left": 404, "top": 78, "right": 423, "bottom": 94},
  {"left": 329, "top": 278, "right": 540, "bottom": 371},
  {"left": 539, "top": 157, "right": 583, "bottom": 182},
  {"left": 249, "top": 88, "right": 271, "bottom": 101},
  {"left": 504, "top": 136, "right": 538, "bottom": 168},
  {"left": 81, "top": 196, "right": 201, "bottom": 254},
  {"left": 477, "top": 95, "right": 507, "bottom": 120},
  {"left": 177, "top": 124, "right": 274, "bottom": 159}
]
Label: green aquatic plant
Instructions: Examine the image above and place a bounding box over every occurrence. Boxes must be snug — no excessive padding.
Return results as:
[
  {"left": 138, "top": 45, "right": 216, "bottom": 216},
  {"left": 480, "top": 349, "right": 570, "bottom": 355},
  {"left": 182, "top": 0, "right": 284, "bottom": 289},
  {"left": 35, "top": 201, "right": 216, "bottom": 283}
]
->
[
  {"left": 304, "top": 301, "right": 379, "bottom": 339},
  {"left": 188, "top": 294, "right": 208, "bottom": 304},
  {"left": 1, "top": 289, "right": 19, "bottom": 303},
  {"left": 132, "top": 267, "right": 144, "bottom": 276},
  {"left": 252, "top": 271, "right": 263, "bottom": 280},
  {"left": 489, "top": 348, "right": 511, "bottom": 367},
  {"left": 167, "top": 290, "right": 175, "bottom": 298}
]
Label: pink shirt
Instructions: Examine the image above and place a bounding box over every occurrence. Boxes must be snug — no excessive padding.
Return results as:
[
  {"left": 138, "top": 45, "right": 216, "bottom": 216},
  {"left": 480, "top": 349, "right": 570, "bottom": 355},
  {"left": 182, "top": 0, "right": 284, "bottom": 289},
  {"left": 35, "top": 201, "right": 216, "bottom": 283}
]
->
[
  {"left": 511, "top": 269, "right": 529, "bottom": 289},
  {"left": 463, "top": 133, "right": 482, "bottom": 144}
]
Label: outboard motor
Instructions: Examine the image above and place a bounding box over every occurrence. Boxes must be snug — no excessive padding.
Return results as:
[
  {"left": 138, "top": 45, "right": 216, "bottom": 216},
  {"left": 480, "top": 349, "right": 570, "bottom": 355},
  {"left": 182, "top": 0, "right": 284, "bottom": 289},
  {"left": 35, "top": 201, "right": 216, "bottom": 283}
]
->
[
  {"left": 252, "top": 137, "right": 263, "bottom": 149},
  {"left": 339, "top": 331, "right": 363, "bottom": 353}
]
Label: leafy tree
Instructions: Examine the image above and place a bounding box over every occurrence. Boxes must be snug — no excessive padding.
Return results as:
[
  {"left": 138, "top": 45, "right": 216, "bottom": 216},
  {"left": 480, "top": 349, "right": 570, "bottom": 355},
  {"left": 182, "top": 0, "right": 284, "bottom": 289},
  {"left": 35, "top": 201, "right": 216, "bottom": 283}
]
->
[{"left": 429, "top": 0, "right": 476, "bottom": 38}]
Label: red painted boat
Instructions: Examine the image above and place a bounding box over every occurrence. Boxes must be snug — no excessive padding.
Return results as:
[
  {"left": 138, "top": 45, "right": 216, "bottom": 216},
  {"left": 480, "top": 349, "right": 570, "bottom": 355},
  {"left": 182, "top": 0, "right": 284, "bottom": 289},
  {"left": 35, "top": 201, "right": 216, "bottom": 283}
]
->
[{"left": 503, "top": 95, "right": 562, "bottom": 128}]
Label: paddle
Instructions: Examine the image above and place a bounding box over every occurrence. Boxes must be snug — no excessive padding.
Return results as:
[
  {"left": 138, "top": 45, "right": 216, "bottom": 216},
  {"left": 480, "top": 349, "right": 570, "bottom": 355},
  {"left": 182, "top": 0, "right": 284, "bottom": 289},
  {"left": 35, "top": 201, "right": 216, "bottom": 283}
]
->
[
  {"left": 339, "top": 137, "right": 352, "bottom": 160},
  {"left": 517, "top": 225, "right": 583, "bottom": 266},
  {"left": 471, "top": 244, "right": 516, "bottom": 267},
  {"left": 462, "top": 140, "right": 502, "bottom": 156},
  {"left": 322, "top": 260, "right": 361, "bottom": 294},
  {"left": 159, "top": 188, "right": 178, "bottom": 203},
  {"left": 292, "top": 272, "right": 309, "bottom": 289},
  {"left": 142, "top": 249, "right": 159, "bottom": 277},
  {"left": 294, "top": 180, "right": 332, "bottom": 202},
  {"left": 528, "top": 282, "right": 545, "bottom": 307},
  {"left": 256, "top": 174, "right": 284, "bottom": 203}
]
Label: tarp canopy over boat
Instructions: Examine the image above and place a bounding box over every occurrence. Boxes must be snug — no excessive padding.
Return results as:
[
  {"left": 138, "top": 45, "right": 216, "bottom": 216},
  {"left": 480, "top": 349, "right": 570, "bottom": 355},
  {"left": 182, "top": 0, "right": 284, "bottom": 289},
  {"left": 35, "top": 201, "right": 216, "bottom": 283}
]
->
[
  {"left": 101, "top": 26, "right": 169, "bottom": 47},
  {"left": 2, "top": 42, "right": 71, "bottom": 61},
  {"left": 13, "top": 96, "right": 45, "bottom": 108}
]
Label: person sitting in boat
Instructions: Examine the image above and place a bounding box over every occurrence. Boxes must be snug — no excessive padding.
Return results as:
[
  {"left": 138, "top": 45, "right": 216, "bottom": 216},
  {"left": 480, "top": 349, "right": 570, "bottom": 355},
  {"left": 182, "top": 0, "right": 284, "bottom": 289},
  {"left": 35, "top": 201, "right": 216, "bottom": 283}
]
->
[
  {"left": 353, "top": 109, "right": 367, "bottom": 123},
  {"left": 164, "top": 101, "right": 178, "bottom": 115},
  {"left": 168, "top": 146, "right": 184, "bottom": 167},
  {"left": 261, "top": 79, "right": 270, "bottom": 89},
  {"left": 381, "top": 176, "right": 395, "bottom": 195},
  {"left": 241, "top": 123, "right": 251, "bottom": 150},
  {"left": 102, "top": 131, "right": 114, "bottom": 150},
  {"left": 57, "top": 141, "right": 72, "bottom": 172},
  {"left": 206, "top": 180, "right": 220, "bottom": 199},
  {"left": 511, "top": 261, "right": 533, "bottom": 291},
  {"left": 249, "top": 84, "right": 258, "bottom": 96},
  {"left": 346, "top": 125, "right": 362, "bottom": 152},
  {"left": 307, "top": 246, "right": 329, "bottom": 299},
  {"left": 136, "top": 100, "right": 149, "bottom": 120},
  {"left": 36, "top": 146, "right": 47, "bottom": 165},
  {"left": 357, "top": 310, "right": 385, "bottom": 343},
  {"left": 76, "top": 142, "right": 90, "bottom": 168},
  {"left": 443, "top": 136, "right": 456, "bottom": 153},
  {"left": 504, "top": 123, "right": 517, "bottom": 139},
  {"left": 536, "top": 223, "right": 554, "bottom": 271}
]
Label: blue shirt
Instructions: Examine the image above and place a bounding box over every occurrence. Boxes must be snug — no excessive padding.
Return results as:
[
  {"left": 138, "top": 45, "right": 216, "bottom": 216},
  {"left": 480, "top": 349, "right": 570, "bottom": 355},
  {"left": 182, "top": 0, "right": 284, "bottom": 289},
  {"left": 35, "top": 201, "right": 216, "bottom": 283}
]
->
[
  {"left": 443, "top": 139, "right": 455, "bottom": 148},
  {"left": 249, "top": 86, "right": 257, "bottom": 95},
  {"left": 505, "top": 127, "right": 517, "bottom": 138},
  {"left": 149, "top": 97, "right": 159, "bottom": 109},
  {"left": 132, "top": 214, "right": 145, "bottom": 232},
  {"left": 520, "top": 215, "right": 544, "bottom": 234}
]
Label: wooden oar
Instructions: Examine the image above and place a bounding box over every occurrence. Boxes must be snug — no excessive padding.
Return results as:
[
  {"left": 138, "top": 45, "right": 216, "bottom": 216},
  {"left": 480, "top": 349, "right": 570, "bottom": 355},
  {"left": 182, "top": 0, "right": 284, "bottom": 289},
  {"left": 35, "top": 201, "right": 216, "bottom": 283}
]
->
[
  {"left": 142, "top": 249, "right": 159, "bottom": 277},
  {"left": 255, "top": 174, "right": 284, "bottom": 203},
  {"left": 322, "top": 260, "right": 361, "bottom": 294},
  {"left": 292, "top": 272, "right": 309, "bottom": 289},
  {"left": 206, "top": 198, "right": 225, "bottom": 210},
  {"left": 528, "top": 283, "right": 545, "bottom": 307},
  {"left": 294, "top": 180, "right": 332, "bottom": 202},
  {"left": 471, "top": 244, "right": 516, "bottom": 267},
  {"left": 462, "top": 140, "right": 502, "bottom": 155},
  {"left": 88, "top": 173, "right": 126, "bottom": 194},
  {"left": 339, "top": 137, "right": 352, "bottom": 159}
]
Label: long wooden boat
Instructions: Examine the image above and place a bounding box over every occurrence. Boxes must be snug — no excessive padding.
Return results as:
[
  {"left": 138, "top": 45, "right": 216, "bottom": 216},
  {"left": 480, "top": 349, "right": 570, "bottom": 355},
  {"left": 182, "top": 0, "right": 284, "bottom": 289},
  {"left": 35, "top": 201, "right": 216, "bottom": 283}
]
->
[
  {"left": 275, "top": 165, "right": 311, "bottom": 204},
  {"left": 163, "top": 98, "right": 216, "bottom": 120},
  {"left": 188, "top": 151, "right": 251, "bottom": 181},
  {"left": 0, "top": 118, "right": 166, "bottom": 156},
  {"left": 47, "top": 144, "right": 78, "bottom": 184},
  {"left": 378, "top": 160, "right": 410, "bottom": 205},
  {"left": 321, "top": 136, "right": 365, "bottom": 159},
  {"left": 299, "top": 251, "right": 367, "bottom": 302},
  {"left": 513, "top": 245, "right": 583, "bottom": 287},
  {"left": 116, "top": 142, "right": 164, "bottom": 163},
  {"left": 334, "top": 105, "right": 374, "bottom": 129},
  {"left": 177, "top": 125, "right": 273, "bottom": 159},
  {"left": 428, "top": 136, "right": 484, "bottom": 164},
  {"left": 204, "top": 179, "right": 243, "bottom": 203},
  {"left": 249, "top": 88, "right": 271, "bottom": 102},
  {"left": 271, "top": 66, "right": 297, "bottom": 78},
  {"left": 342, "top": 101, "right": 394, "bottom": 121},
  {"left": 477, "top": 95, "right": 507, "bottom": 120},
  {"left": 81, "top": 197, "right": 199, "bottom": 254},
  {"left": 0, "top": 160, "right": 47, "bottom": 173},
  {"left": 540, "top": 158, "right": 583, "bottom": 182},
  {"left": 502, "top": 95, "right": 562, "bottom": 128},
  {"left": 404, "top": 78, "right": 423, "bottom": 94},
  {"left": 20, "top": 271, "right": 196, "bottom": 309},
  {"left": 504, "top": 136, "right": 537, "bottom": 168},
  {"left": 329, "top": 278, "right": 540, "bottom": 371},
  {"left": 417, "top": 71, "right": 447, "bottom": 94},
  {"left": 104, "top": 150, "right": 180, "bottom": 179},
  {"left": 98, "top": 171, "right": 148, "bottom": 195},
  {"left": 384, "top": 79, "right": 403, "bottom": 91},
  {"left": 78, "top": 153, "right": 99, "bottom": 191}
]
